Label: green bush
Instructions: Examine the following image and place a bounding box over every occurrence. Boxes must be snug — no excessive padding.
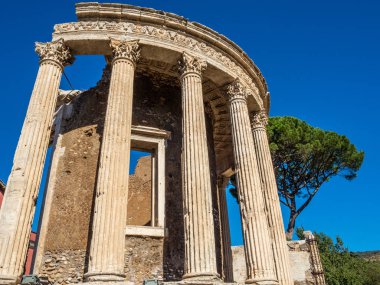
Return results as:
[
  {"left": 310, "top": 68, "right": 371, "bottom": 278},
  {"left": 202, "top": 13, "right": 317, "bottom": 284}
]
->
[{"left": 297, "top": 228, "right": 380, "bottom": 285}]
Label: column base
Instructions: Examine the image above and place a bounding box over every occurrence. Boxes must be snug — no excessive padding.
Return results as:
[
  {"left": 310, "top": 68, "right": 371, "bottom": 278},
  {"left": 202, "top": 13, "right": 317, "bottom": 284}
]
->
[
  {"left": 245, "top": 279, "right": 278, "bottom": 285},
  {"left": 77, "top": 272, "right": 133, "bottom": 285},
  {"left": 75, "top": 282, "right": 133, "bottom": 285},
  {"left": 0, "top": 275, "right": 18, "bottom": 285},
  {"left": 165, "top": 281, "right": 233, "bottom": 285},
  {"left": 181, "top": 272, "right": 222, "bottom": 284}
]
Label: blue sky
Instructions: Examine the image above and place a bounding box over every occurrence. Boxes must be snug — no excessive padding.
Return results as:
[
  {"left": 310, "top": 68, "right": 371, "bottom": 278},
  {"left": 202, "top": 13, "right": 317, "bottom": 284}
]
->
[{"left": 0, "top": 0, "right": 379, "bottom": 252}]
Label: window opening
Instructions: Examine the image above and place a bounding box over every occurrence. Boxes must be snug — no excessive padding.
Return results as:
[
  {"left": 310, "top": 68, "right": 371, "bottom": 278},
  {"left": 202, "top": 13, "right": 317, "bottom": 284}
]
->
[{"left": 125, "top": 126, "right": 170, "bottom": 237}]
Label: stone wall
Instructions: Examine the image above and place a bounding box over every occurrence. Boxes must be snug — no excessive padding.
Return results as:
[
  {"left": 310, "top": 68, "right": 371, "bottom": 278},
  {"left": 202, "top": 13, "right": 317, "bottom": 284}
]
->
[
  {"left": 232, "top": 241, "right": 315, "bottom": 284},
  {"left": 132, "top": 73, "right": 184, "bottom": 281},
  {"left": 38, "top": 250, "right": 86, "bottom": 284},
  {"left": 36, "top": 67, "right": 221, "bottom": 283},
  {"left": 124, "top": 237, "right": 164, "bottom": 284},
  {"left": 38, "top": 69, "right": 109, "bottom": 283},
  {"left": 127, "top": 155, "right": 152, "bottom": 226},
  {"left": 288, "top": 241, "right": 315, "bottom": 285}
]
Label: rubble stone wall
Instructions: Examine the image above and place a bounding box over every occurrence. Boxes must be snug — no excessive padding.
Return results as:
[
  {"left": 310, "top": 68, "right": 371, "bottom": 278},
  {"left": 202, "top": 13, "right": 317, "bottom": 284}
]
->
[
  {"left": 38, "top": 250, "right": 86, "bottom": 284},
  {"left": 124, "top": 237, "right": 164, "bottom": 284}
]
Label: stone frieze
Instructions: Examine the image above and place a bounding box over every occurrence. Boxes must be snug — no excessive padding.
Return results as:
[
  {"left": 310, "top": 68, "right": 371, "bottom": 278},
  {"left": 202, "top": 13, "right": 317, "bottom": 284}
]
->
[{"left": 54, "top": 21, "right": 263, "bottom": 106}]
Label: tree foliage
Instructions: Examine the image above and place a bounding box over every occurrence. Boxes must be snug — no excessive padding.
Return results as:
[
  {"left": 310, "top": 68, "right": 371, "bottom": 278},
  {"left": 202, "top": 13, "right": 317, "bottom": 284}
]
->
[
  {"left": 296, "top": 228, "right": 380, "bottom": 285},
  {"left": 267, "top": 117, "right": 364, "bottom": 239}
]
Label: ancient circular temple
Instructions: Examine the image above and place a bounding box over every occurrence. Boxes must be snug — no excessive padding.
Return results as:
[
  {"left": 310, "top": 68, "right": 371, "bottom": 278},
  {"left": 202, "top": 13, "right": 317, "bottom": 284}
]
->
[{"left": 0, "top": 3, "right": 324, "bottom": 285}]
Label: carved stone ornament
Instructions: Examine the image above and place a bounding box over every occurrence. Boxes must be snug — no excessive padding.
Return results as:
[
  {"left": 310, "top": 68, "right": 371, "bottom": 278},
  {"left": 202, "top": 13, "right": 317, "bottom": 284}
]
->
[
  {"left": 178, "top": 52, "right": 207, "bottom": 77},
  {"left": 110, "top": 39, "right": 140, "bottom": 64},
  {"left": 54, "top": 21, "right": 266, "bottom": 105},
  {"left": 227, "top": 79, "right": 248, "bottom": 102},
  {"left": 250, "top": 110, "right": 268, "bottom": 129},
  {"left": 35, "top": 38, "right": 74, "bottom": 67}
]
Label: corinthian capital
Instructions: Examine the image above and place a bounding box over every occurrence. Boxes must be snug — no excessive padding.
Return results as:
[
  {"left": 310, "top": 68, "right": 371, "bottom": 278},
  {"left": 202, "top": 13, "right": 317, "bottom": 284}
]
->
[
  {"left": 110, "top": 39, "right": 140, "bottom": 64},
  {"left": 227, "top": 79, "right": 248, "bottom": 102},
  {"left": 35, "top": 38, "right": 74, "bottom": 67},
  {"left": 250, "top": 110, "right": 268, "bottom": 129},
  {"left": 178, "top": 52, "right": 207, "bottom": 77}
]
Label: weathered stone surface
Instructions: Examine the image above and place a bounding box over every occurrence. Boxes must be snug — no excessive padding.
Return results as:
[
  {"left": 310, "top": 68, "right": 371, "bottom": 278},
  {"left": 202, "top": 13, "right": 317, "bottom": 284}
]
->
[
  {"left": 233, "top": 243, "right": 315, "bottom": 285},
  {"left": 86, "top": 40, "right": 140, "bottom": 282},
  {"left": 131, "top": 73, "right": 185, "bottom": 282},
  {"left": 124, "top": 237, "right": 163, "bottom": 284},
  {"left": 227, "top": 80, "right": 277, "bottom": 284},
  {"left": 179, "top": 52, "right": 218, "bottom": 281},
  {"left": 43, "top": 75, "right": 108, "bottom": 252},
  {"left": 0, "top": 39, "right": 73, "bottom": 284},
  {"left": 231, "top": 246, "right": 246, "bottom": 284},
  {"left": 34, "top": 68, "right": 198, "bottom": 283},
  {"left": 251, "top": 110, "right": 293, "bottom": 285},
  {"left": 127, "top": 155, "right": 152, "bottom": 226},
  {"left": 288, "top": 240, "right": 315, "bottom": 285},
  {"left": 39, "top": 250, "right": 86, "bottom": 285},
  {"left": 304, "top": 231, "right": 326, "bottom": 285},
  {"left": 44, "top": 122, "right": 101, "bottom": 251}
]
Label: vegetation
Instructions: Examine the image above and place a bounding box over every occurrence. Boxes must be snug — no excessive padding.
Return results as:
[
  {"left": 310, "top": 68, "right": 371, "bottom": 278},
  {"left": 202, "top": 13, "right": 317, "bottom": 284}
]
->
[
  {"left": 268, "top": 117, "right": 364, "bottom": 239},
  {"left": 355, "top": 251, "right": 380, "bottom": 262},
  {"left": 296, "top": 228, "right": 380, "bottom": 285}
]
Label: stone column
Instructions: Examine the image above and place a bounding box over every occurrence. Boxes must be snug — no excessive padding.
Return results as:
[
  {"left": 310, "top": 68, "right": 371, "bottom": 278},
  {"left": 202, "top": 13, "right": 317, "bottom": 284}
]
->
[
  {"left": 178, "top": 52, "right": 219, "bottom": 281},
  {"left": 227, "top": 79, "right": 277, "bottom": 285},
  {"left": 217, "top": 177, "right": 233, "bottom": 282},
  {"left": 85, "top": 39, "right": 139, "bottom": 283},
  {"left": 0, "top": 39, "right": 73, "bottom": 285},
  {"left": 251, "top": 110, "right": 294, "bottom": 285},
  {"left": 304, "top": 231, "right": 326, "bottom": 285}
]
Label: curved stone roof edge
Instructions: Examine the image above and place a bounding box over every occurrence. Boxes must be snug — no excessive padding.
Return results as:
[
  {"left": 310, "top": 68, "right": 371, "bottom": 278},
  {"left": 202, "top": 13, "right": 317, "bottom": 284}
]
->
[{"left": 75, "top": 2, "right": 269, "bottom": 106}]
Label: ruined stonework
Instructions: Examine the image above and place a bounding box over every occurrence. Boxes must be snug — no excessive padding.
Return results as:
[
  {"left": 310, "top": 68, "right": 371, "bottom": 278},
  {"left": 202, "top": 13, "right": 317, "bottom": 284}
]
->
[
  {"left": 38, "top": 250, "right": 86, "bottom": 284},
  {"left": 127, "top": 156, "right": 153, "bottom": 226},
  {"left": 287, "top": 241, "right": 315, "bottom": 285},
  {"left": 0, "top": 2, "right": 326, "bottom": 285},
  {"left": 35, "top": 69, "right": 188, "bottom": 283},
  {"left": 124, "top": 237, "right": 163, "bottom": 284},
  {"left": 232, "top": 241, "right": 316, "bottom": 285}
]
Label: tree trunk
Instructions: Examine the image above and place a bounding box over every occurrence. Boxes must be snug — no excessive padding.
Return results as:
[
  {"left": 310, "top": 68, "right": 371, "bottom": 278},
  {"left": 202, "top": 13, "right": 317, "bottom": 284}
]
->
[{"left": 286, "top": 212, "right": 297, "bottom": 240}]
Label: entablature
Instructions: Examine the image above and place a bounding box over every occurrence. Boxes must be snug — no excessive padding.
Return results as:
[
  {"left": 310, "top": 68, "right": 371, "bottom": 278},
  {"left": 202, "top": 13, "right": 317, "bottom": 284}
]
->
[{"left": 51, "top": 2, "right": 270, "bottom": 113}]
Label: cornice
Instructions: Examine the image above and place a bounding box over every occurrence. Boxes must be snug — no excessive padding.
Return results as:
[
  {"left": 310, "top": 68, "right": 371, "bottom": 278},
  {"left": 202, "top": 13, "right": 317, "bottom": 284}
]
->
[{"left": 53, "top": 3, "right": 268, "bottom": 109}]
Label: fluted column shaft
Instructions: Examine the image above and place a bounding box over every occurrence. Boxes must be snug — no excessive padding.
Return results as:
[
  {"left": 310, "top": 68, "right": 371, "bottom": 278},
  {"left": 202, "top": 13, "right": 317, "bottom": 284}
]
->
[
  {"left": 178, "top": 52, "right": 218, "bottom": 280},
  {"left": 251, "top": 111, "right": 293, "bottom": 285},
  {"left": 0, "top": 39, "right": 73, "bottom": 285},
  {"left": 217, "top": 177, "right": 233, "bottom": 282},
  {"left": 304, "top": 232, "right": 326, "bottom": 285},
  {"left": 86, "top": 40, "right": 139, "bottom": 282},
  {"left": 227, "top": 80, "right": 277, "bottom": 285}
]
